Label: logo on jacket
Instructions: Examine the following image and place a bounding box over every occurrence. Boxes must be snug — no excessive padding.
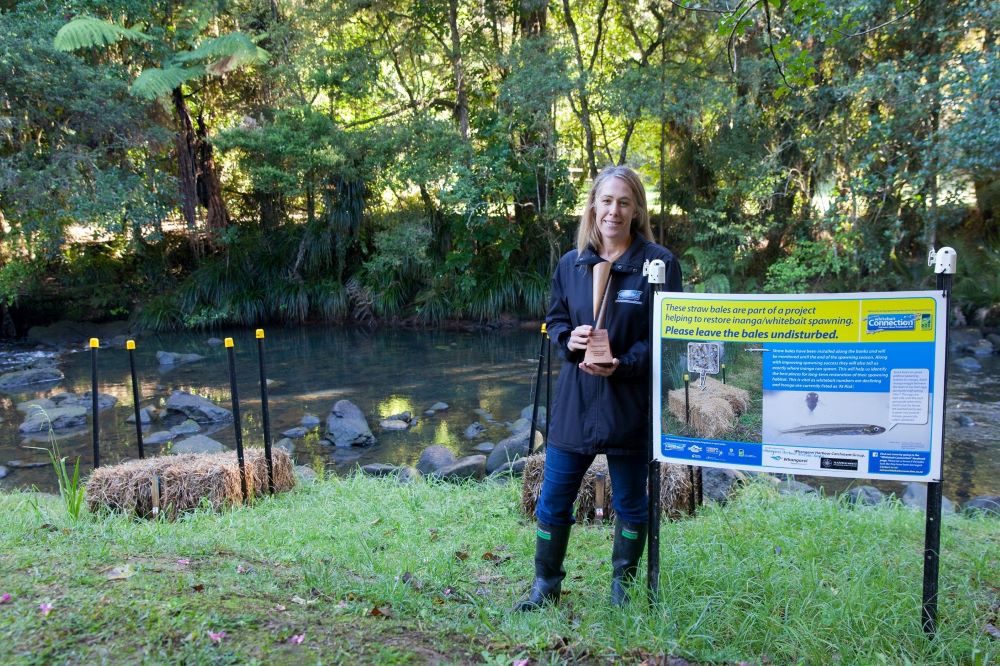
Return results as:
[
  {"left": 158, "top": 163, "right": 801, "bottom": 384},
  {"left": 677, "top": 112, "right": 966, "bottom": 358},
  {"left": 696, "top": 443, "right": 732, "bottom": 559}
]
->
[{"left": 616, "top": 289, "right": 642, "bottom": 305}]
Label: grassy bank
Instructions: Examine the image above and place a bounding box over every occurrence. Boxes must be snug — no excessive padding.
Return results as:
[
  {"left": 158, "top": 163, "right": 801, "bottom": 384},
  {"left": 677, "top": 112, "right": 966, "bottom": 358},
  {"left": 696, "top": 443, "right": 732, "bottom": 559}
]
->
[{"left": 1, "top": 474, "right": 997, "bottom": 665}]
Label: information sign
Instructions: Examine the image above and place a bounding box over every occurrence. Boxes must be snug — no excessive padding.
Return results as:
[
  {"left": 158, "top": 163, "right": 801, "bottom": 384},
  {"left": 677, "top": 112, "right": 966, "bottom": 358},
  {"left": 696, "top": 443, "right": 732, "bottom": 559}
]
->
[{"left": 652, "top": 292, "right": 946, "bottom": 482}]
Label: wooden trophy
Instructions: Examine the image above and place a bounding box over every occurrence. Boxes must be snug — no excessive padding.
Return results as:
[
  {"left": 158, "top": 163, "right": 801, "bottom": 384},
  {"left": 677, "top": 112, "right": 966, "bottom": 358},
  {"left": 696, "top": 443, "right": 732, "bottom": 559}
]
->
[{"left": 584, "top": 261, "right": 615, "bottom": 366}]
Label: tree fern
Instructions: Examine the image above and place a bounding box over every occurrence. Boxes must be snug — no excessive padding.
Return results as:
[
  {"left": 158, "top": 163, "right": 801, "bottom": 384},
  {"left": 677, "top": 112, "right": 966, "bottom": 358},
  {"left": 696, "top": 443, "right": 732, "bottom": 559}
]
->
[
  {"left": 131, "top": 66, "right": 206, "bottom": 100},
  {"left": 53, "top": 17, "right": 152, "bottom": 52},
  {"left": 175, "top": 33, "right": 269, "bottom": 75}
]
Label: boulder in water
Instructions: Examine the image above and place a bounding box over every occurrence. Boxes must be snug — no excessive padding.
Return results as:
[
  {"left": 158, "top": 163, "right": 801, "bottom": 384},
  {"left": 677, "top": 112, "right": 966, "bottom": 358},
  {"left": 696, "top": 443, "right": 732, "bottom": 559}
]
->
[
  {"left": 416, "top": 445, "right": 455, "bottom": 475},
  {"left": 19, "top": 406, "right": 87, "bottom": 433},
  {"left": 156, "top": 351, "right": 206, "bottom": 366},
  {"left": 0, "top": 367, "right": 64, "bottom": 390},
  {"left": 326, "top": 400, "right": 376, "bottom": 447},
  {"left": 165, "top": 391, "right": 233, "bottom": 423}
]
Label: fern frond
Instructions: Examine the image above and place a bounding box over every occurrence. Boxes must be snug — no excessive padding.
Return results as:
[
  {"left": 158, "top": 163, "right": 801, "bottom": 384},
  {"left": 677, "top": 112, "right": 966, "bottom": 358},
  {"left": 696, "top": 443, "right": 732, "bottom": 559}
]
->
[
  {"left": 54, "top": 17, "right": 152, "bottom": 52},
  {"left": 175, "top": 32, "right": 270, "bottom": 75},
  {"left": 131, "top": 65, "right": 205, "bottom": 100}
]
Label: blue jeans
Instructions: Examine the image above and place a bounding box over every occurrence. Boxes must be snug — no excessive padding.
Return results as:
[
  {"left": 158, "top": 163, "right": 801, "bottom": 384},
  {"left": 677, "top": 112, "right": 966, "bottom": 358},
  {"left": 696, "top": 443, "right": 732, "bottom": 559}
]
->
[{"left": 535, "top": 446, "right": 649, "bottom": 526}]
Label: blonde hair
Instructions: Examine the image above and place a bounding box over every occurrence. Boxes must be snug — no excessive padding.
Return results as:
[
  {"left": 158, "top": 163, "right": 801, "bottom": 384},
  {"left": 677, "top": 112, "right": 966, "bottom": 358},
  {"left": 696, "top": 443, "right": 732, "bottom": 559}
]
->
[{"left": 575, "top": 166, "right": 654, "bottom": 254}]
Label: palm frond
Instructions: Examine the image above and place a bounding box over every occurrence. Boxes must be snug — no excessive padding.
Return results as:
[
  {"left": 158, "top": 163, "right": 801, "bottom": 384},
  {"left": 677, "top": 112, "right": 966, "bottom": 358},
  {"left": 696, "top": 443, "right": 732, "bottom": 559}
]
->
[
  {"left": 175, "top": 32, "right": 270, "bottom": 75},
  {"left": 131, "top": 66, "right": 205, "bottom": 100},
  {"left": 54, "top": 17, "right": 152, "bottom": 52}
]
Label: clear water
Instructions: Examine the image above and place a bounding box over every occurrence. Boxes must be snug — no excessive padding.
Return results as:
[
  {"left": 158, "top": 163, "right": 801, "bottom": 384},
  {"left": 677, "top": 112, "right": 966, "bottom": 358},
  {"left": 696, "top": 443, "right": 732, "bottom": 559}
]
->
[{"left": 1, "top": 327, "right": 997, "bottom": 503}]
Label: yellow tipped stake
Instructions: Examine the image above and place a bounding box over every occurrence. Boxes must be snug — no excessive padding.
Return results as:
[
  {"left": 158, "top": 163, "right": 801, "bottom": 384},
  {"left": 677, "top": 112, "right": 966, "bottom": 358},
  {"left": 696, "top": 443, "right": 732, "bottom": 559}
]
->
[
  {"left": 255, "top": 329, "right": 274, "bottom": 494},
  {"left": 722, "top": 362, "right": 727, "bottom": 385},
  {"left": 126, "top": 339, "right": 146, "bottom": 459},
  {"left": 527, "top": 322, "right": 548, "bottom": 455},
  {"left": 224, "top": 338, "right": 248, "bottom": 502},
  {"left": 89, "top": 338, "right": 101, "bottom": 469},
  {"left": 683, "top": 373, "right": 690, "bottom": 426}
]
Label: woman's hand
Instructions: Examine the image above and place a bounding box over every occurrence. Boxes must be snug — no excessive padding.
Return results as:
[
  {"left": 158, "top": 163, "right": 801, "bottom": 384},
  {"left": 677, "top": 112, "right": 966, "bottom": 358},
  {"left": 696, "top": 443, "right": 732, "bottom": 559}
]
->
[
  {"left": 579, "top": 359, "right": 619, "bottom": 377},
  {"left": 567, "top": 325, "right": 592, "bottom": 351}
]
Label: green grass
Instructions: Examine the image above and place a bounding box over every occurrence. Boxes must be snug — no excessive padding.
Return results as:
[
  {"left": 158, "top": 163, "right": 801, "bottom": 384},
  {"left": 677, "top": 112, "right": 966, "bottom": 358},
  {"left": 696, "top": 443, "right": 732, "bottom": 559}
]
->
[{"left": 0, "top": 476, "right": 996, "bottom": 664}]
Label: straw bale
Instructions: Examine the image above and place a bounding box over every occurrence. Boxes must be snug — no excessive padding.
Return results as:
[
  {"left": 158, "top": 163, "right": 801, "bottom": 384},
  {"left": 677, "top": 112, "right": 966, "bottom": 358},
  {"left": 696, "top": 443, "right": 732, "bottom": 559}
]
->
[
  {"left": 520, "top": 451, "right": 696, "bottom": 523},
  {"left": 86, "top": 448, "right": 295, "bottom": 518},
  {"left": 667, "top": 376, "right": 750, "bottom": 439}
]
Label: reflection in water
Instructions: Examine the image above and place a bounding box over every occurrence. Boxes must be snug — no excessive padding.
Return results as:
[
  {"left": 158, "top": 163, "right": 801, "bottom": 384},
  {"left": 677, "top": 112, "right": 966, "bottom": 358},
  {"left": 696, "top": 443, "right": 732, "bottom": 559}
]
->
[{"left": 1, "top": 328, "right": 998, "bottom": 502}]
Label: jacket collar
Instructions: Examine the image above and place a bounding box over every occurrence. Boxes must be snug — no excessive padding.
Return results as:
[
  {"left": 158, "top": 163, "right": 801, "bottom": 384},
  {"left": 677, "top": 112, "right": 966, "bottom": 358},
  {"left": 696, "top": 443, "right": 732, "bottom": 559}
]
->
[{"left": 575, "top": 235, "right": 648, "bottom": 273}]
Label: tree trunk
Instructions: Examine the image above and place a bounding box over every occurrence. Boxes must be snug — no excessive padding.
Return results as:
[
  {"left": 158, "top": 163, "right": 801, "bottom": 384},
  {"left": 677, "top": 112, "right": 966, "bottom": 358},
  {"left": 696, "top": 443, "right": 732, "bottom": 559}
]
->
[
  {"left": 172, "top": 88, "right": 199, "bottom": 233},
  {"left": 562, "top": 0, "right": 598, "bottom": 178},
  {"left": 448, "top": 0, "right": 470, "bottom": 141},
  {"left": 196, "top": 113, "right": 231, "bottom": 234}
]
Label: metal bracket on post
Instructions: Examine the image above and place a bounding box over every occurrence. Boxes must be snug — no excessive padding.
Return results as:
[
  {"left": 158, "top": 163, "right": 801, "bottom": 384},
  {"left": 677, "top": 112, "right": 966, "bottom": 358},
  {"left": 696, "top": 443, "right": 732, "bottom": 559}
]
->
[
  {"left": 645, "top": 258, "right": 666, "bottom": 605},
  {"left": 922, "top": 246, "right": 956, "bottom": 638}
]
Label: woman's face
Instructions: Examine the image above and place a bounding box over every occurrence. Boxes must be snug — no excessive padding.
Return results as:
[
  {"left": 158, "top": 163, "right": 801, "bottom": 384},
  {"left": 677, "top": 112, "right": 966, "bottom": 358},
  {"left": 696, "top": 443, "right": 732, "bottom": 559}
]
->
[{"left": 594, "top": 177, "right": 636, "bottom": 246}]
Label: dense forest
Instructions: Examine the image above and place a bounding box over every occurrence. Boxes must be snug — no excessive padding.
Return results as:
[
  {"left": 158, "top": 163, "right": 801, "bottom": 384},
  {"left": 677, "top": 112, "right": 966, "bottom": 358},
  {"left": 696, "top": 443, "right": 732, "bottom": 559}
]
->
[{"left": 0, "top": 0, "right": 997, "bottom": 334}]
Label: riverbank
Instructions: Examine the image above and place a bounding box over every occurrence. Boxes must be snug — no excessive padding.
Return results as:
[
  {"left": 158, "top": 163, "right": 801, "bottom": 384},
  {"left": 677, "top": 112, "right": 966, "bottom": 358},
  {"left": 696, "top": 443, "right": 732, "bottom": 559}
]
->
[{"left": 1, "top": 475, "right": 996, "bottom": 664}]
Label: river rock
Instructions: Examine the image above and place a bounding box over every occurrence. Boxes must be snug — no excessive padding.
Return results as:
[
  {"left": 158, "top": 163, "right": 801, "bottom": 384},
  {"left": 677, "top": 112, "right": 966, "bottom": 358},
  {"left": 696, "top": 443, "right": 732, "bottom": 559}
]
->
[
  {"left": 416, "top": 445, "right": 456, "bottom": 475},
  {"left": 282, "top": 426, "right": 308, "bottom": 438},
  {"left": 126, "top": 407, "right": 154, "bottom": 425},
  {"left": 845, "top": 485, "right": 886, "bottom": 506},
  {"left": 521, "top": 404, "right": 547, "bottom": 428},
  {"left": 962, "top": 496, "right": 1000, "bottom": 516},
  {"left": 380, "top": 419, "right": 411, "bottom": 430},
  {"left": 428, "top": 402, "right": 449, "bottom": 412},
  {"left": 986, "top": 333, "right": 1000, "bottom": 351},
  {"left": 145, "top": 431, "right": 174, "bottom": 445},
  {"left": 950, "top": 329, "right": 982, "bottom": 352},
  {"left": 52, "top": 392, "right": 117, "bottom": 410},
  {"left": 955, "top": 357, "right": 982, "bottom": 372},
  {"left": 170, "top": 419, "right": 201, "bottom": 436},
  {"left": 701, "top": 468, "right": 748, "bottom": 503},
  {"left": 954, "top": 414, "right": 975, "bottom": 427},
  {"left": 6, "top": 459, "right": 49, "bottom": 469},
  {"left": 206, "top": 338, "right": 224, "bottom": 347},
  {"left": 777, "top": 478, "right": 817, "bottom": 495},
  {"left": 901, "top": 482, "right": 955, "bottom": 513},
  {"left": 165, "top": 391, "right": 233, "bottom": 423},
  {"left": 19, "top": 406, "right": 88, "bottom": 433},
  {"left": 485, "top": 430, "right": 542, "bottom": 474},
  {"left": 295, "top": 465, "right": 317, "bottom": 483},
  {"left": 275, "top": 437, "right": 294, "bottom": 453},
  {"left": 0, "top": 367, "right": 64, "bottom": 389},
  {"left": 434, "top": 455, "right": 487, "bottom": 481},
  {"left": 397, "top": 466, "right": 422, "bottom": 484},
  {"left": 508, "top": 417, "right": 532, "bottom": 435},
  {"left": 17, "top": 398, "right": 56, "bottom": 412},
  {"left": 388, "top": 411, "right": 412, "bottom": 423},
  {"left": 326, "top": 400, "right": 376, "bottom": 447},
  {"left": 362, "top": 463, "right": 400, "bottom": 477},
  {"left": 0, "top": 465, "right": 8, "bottom": 479},
  {"left": 300, "top": 414, "right": 320, "bottom": 428},
  {"left": 331, "top": 447, "right": 363, "bottom": 462},
  {"left": 473, "top": 408, "right": 495, "bottom": 422},
  {"left": 156, "top": 351, "right": 206, "bottom": 366},
  {"left": 172, "top": 435, "right": 224, "bottom": 454},
  {"left": 474, "top": 442, "right": 495, "bottom": 453},
  {"left": 970, "top": 339, "right": 995, "bottom": 356},
  {"left": 464, "top": 422, "right": 486, "bottom": 439},
  {"left": 491, "top": 458, "right": 527, "bottom": 476}
]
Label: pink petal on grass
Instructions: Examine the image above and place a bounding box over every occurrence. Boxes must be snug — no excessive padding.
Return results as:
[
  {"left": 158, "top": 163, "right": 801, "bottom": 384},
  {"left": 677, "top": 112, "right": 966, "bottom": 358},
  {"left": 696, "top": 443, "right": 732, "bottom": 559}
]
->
[
  {"left": 0, "top": 593, "right": 11, "bottom": 604},
  {"left": 288, "top": 634, "right": 305, "bottom": 644},
  {"left": 38, "top": 603, "right": 53, "bottom": 616},
  {"left": 208, "top": 631, "right": 226, "bottom": 643},
  {"left": 177, "top": 559, "right": 190, "bottom": 566}
]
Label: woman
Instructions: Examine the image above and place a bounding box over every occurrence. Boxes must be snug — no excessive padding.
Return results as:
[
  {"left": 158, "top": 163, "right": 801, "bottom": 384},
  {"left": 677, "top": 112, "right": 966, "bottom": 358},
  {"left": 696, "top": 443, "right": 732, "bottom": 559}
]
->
[{"left": 515, "top": 166, "right": 682, "bottom": 611}]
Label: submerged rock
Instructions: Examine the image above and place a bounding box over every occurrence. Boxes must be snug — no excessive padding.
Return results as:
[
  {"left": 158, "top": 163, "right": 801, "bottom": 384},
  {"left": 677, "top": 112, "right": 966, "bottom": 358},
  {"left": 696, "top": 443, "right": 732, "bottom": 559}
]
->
[
  {"left": 282, "top": 426, "right": 308, "bottom": 438},
  {"left": 17, "top": 398, "right": 56, "bottom": 413},
  {"left": 170, "top": 419, "right": 201, "bottom": 436},
  {"left": 156, "top": 351, "right": 206, "bottom": 366},
  {"left": 416, "top": 445, "right": 455, "bottom": 475},
  {"left": 300, "top": 414, "right": 321, "bottom": 428},
  {"left": 473, "top": 442, "right": 495, "bottom": 453},
  {"left": 51, "top": 392, "right": 117, "bottom": 411},
  {"left": 165, "top": 391, "right": 233, "bottom": 424},
  {"left": 955, "top": 357, "right": 982, "bottom": 372},
  {"left": 427, "top": 402, "right": 449, "bottom": 412},
  {"left": 0, "top": 367, "right": 64, "bottom": 390},
  {"left": 464, "top": 422, "right": 486, "bottom": 439},
  {"left": 145, "top": 431, "right": 174, "bottom": 445},
  {"left": 171, "top": 435, "right": 224, "bottom": 454},
  {"left": 362, "top": 463, "right": 400, "bottom": 477},
  {"left": 380, "top": 419, "right": 411, "bottom": 431},
  {"left": 19, "top": 406, "right": 87, "bottom": 433},
  {"left": 326, "top": 400, "right": 376, "bottom": 447},
  {"left": 126, "top": 407, "right": 154, "bottom": 425}
]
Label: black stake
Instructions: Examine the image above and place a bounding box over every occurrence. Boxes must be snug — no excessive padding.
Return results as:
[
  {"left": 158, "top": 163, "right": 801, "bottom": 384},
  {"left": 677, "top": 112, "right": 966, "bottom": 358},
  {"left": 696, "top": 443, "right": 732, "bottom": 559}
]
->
[
  {"left": 256, "top": 329, "right": 274, "bottom": 494},
  {"left": 127, "top": 340, "right": 145, "bottom": 459},
  {"left": 722, "top": 362, "right": 726, "bottom": 385},
  {"left": 90, "top": 338, "right": 100, "bottom": 469},
  {"left": 646, "top": 261, "right": 666, "bottom": 606},
  {"left": 923, "top": 252, "right": 954, "bottom": 637},
  {"left": 226, "top": 338, "right": 248, "bottom": 503},
  {"left": 528, "top": 323, "right": 546, "bottom": 456},
  {"left": 684, "top": 373, "right": 690, "bottom": 426},
  {"left": 545, "top": 327, "right": 552, "bottom": 448}
]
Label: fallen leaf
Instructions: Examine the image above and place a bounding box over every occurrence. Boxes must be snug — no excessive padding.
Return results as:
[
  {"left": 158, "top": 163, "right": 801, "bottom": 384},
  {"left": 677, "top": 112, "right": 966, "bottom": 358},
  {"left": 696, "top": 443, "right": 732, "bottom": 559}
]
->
[
  {"left": 176, "top": 559, "right": 190, "bottom": 566},
  {"left": 454, "top": 550, "right": 469, "bottom": 561},
  {"left": 369, "top": 517, "right": 382, "bottom": 526},
  {"left": 236, "top": 564, "right": 255, "bottom": 575},
  {"left": 61, "top": 528, "right": 71, "bottom": 535},
  {"left": 192, "top": 584, "right": 205, "bottom": 592},
  {"left": 273, "top": 604, "right": 286, "bottom": 612},
  {"left": 104, "top": 564, "right": 136, "bottom": 581},
  {"left": 428, "top": 528, "right": 440, "bottom": 541},
  {"left": 288, "top": 633, "right": 305, "bottom": 644},
  {"left": 291, "top": 595, "right": 317, "bottom": 606},
  {"left": 483, "top": 551, "right": 512, "bottom": 565},
  {"left": 369, "top": 605, "right": 392, "bottom": 618},
  {"left": 400, "top": 571, "right": 425, "bottom": 591},
  {"left": 985, "top": 623, "right": 1000, "bottom": 639}
]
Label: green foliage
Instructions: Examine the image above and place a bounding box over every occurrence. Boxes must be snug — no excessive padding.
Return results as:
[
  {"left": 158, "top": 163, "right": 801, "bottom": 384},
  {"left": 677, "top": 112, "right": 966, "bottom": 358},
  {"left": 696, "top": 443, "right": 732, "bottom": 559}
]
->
[
  {"left": 29, "top": 437, "right": 86, "bottom": 521},
  {"left": 764, "top": 238, "right": 853, "bottom": 293},
  {"left": 52, "top": 16, "right": 152, "bottom": 51}
]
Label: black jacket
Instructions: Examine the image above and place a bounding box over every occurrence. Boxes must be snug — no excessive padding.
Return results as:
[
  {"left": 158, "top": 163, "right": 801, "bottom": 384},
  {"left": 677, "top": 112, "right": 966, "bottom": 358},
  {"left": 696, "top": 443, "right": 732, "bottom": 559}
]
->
[{"left": 545, "top": 234, "right": 683, "bottom": 456}]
